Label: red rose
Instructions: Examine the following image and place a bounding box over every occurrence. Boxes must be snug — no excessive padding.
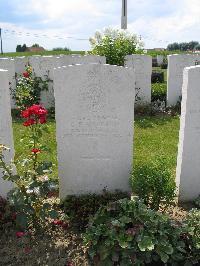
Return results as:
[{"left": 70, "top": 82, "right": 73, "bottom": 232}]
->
[
  {"left": 52, "top": 219, "right": 63, "bottom": 226},
  {"left": 23, "top": 72, "right": 29, "bottom": 78},
  {"left": 12, "top": 212, "right": 17, "bottom": 220},
  {"left": 39, "top": 115, "right": 47, "bottom": 124},
  {"left": 16, "top": 231, "right": 25, "bottom": 238},
  {"left": 21, "top": 109, "right": 30, "bottom": 118},
  {"left": 31, "top": 148, "right": 41, "bottom": 154},
  {"left": 23, "top": 119, "right": 35, "bottom": 127}
]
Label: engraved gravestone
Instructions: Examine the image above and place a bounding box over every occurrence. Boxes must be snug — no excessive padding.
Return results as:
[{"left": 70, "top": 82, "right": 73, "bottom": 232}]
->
[
  {"left": 125, "top": 55, "right": 152, "bottom": 104},
  {"left": 167, "top": 54, "right": 200, "bottom": 106},
  {"left": 176, "top": 65, "right": 200, "bottom": 202},
  {"left": 0, "top": 70, "right": 14, "bottom": 198},
  {"left": 54, "top": 64, "right": 135, "bottom": 198}
]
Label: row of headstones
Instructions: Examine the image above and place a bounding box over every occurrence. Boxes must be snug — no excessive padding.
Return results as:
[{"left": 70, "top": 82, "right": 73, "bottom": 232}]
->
[
  {"left": 1, "top": 53, "right": 200, "bottom": 108},
  {"left": 1, "top": 63, "right": 200, "bottom": 202},
  {"left": 0, "top": 54, "right": 153, "bottom": 107}
]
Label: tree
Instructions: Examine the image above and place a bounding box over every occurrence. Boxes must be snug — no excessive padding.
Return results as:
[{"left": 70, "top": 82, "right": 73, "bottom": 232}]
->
[
  {"left": 195, "top": 44, "right": 200, "bottom": 51},
  {"left": 89, "top": 28, "right": 144, "bottom": 66},
  {"left": 22, "top": 44, "right": 27, "bottom": 52},
  {"left": 167, "top": 42, "right": 180, "bottom": 51},
  {"left": 167, "top": 41, "right": 200, "bottom": 51},
  {"left": 16, "top": 44, "right": 22, "bottom": 52},
  {"left": 32, "top": 43, "right": 40, "bottom": 47}
]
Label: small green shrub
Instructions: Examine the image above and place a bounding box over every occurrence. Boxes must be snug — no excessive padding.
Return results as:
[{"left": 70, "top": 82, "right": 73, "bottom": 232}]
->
[
  {"left": 62, "top": 190, "right": 129, "bottom": 229},
  {"left": 131, "top": 159, "right": 176, "bottom": 210},
  {"left": 151, "top": 83, "right": 167, "bottom": 102},
  {"left": 183, "top": 209, "right": 200, "bottom": 263},
  {"left": 84, "top": 198, "right": 194, "bottom": 265}
]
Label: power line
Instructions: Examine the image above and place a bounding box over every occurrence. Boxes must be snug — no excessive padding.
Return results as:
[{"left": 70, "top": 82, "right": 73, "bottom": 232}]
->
[{"left": 2, "top": 28, "right": 89, "bottom": 41}]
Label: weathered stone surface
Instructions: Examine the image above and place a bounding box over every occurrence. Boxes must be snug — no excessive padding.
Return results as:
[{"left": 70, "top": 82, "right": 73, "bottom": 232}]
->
[
  {"left": 28, "top": 55, "right": 106, "bottom": 108},
  {"left": 0, "top": 58, "right": 16, "bottom": 108},
  {"left": 176, "top": 65, "right": 200, "bottom": 202},
  {"left": 14, "top": 56, "right": 28, "bottom": 75},
  {"left": 29, "top": 56, "right": 55, "bottom": 108},
  {"left": 125, "top": 55, "right": 152, "bottom": 104},
  {"left": 167, "top": 54, "right": 200, "bottom": 106},
  {"left": 54, "top": 64, "right": 135, "bottom": 198},
  {"left": 157, "top": 55, "right": 164, "bottom": 66},
  {"left": 0, "top": 70, "right": 14, "bottom": 198}
]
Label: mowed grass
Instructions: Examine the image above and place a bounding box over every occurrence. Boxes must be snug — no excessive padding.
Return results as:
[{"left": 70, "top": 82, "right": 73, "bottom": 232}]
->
[
  {"left": 12, "top": 115, "right": 180, "bottom": 180},
  {"left": 134, "top": 115, "right": 180, "bottom": 176}
]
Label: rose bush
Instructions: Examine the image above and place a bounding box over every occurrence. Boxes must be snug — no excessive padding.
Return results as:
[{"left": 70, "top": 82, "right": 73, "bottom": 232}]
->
[
  {"left": 0, "top": 104, "right": 58, "bottom": 230},
  {"left": 12, "top": 65, "right": 50, "bottom": 111}
]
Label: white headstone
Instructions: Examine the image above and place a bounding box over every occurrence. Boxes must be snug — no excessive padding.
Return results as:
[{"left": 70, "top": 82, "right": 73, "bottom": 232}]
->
[
  {"left": 58, "top": 55, "right": 106, "bottom": 66},
  {"left": 157, "top": 55, "right": 164, "bottom": 66},
  {"left": 29, "top": 56, "right": 55, "bottom": 108},
  {"left": 125, "top": 54, "right": 152, "bottom": 104},
  {"left": 54, "top": 64, "right": 135, "bottom": 198},
  {"left": 0, "top": 70, "right": 14, "bottom": 198},
  {"left": 167, "top": 54, "right": 200, "bottom": 106},
  {"left": 14, "top": 56, "right": 28, "bottom": 75},
  {"left": 176, "top": 65, "right": 200, "bottom": 202},
  {"left": 0, "top": 58, "right": 16, "bottom": 108}
]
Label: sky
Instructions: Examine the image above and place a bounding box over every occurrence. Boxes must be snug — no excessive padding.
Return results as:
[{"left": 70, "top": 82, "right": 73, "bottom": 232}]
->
[{"left": 0, "top": 0, "right": 200, "bottom": 52}]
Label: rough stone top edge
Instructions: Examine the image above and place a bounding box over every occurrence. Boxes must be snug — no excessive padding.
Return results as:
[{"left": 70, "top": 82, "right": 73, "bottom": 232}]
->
[
  {"left": 184, "top": 65, "right": 200, "bottom": 71},
  {"left": 168, "top": 53, "right": 200, "bottom": 57},
  {"left": 53, "top": 63, "right": 131, "bottom": 71},
  {"left": 125, "top": 54, "right": 152, "bottom": 58}
]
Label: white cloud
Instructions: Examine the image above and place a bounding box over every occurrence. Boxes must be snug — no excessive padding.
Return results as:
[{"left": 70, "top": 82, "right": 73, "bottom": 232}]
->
[{"left": 1, "top": 0, "right": 200, "bottom": 51}]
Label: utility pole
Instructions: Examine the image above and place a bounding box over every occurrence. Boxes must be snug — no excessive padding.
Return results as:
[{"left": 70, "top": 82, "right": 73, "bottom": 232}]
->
[
  {"left": 121, "top": 0, "right": 127, "bottom": 29},
  {"left": 0, "top": 28, "right": 3, "bottom": 54}
]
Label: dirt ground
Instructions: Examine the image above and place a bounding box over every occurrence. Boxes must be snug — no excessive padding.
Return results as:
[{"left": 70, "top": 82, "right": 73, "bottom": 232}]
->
[{"left": 0, "top": 202, "right": 193, "bottom": 266}]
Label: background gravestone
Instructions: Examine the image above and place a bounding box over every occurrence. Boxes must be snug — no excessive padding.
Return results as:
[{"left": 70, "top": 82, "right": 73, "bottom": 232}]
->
[
  {"left": 14, "top": 56, "right": 28, "bottom": 75},
  {"left": 0, "top": 70, "right": 14, "bottom": 198},
  {"left": 176, "top": 65, "right": 200, "bottom": 202},
  {"left": 125, "top": 54, "right": 152, "bottom": 104},
  {"left": 0, "top": 58, "right": 16, "bottom": 108},
  {"left": 54, "top": 64, "right": 135, "bottom": 198},
  {"left": 29, "top": 55, "right": 106, "bottom": 108},
  {"left": 29, "top": 56, "right": 56, "bottom": 108},
  {"left": 167, "top": 54, "right": 200, "bottom": 106}
]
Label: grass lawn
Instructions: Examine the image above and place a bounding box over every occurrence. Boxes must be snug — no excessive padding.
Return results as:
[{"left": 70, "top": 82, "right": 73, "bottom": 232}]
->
[{"left": 13, "top": 115, "right": 180, "bottom": 180}]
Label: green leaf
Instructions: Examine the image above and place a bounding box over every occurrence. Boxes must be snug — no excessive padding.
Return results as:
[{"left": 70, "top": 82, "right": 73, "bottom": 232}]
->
[
  {"left": 159, "top": 252, "right": 169, "bottom": 263},
  {"left": 138, "top": 236, "right": 154, "bottom": 251},
  {"left": 16, "top": 213, "right": 29, "bottom": 229},
  {"left": 48, "top": 209, "right": 58, "bottom": 219}
]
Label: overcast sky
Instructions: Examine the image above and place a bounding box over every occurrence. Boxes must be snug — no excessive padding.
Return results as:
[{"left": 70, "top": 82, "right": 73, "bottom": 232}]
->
[{"left": 0, "top": 0, "right": 200, "bottom": 52}]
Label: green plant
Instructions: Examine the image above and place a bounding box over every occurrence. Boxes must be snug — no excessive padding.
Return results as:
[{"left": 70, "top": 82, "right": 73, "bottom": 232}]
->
[
  {"left": 89, "top": 27, "right": 143, "bottom": 66},
  {"left": 12, "top": 65, "right": 50, "bottom": 111},
  {"left": 131, "top": 158, "right": 176, "bottom": 210},
  {"left": 151, "top": 83, "right": 167, "bottom": 102},
  {"left": 62, "top": 190, "right": 128, "bottom": 229},
  {"left": 0, "top": 105, "right": 58, "bottom": 230},
  {"left": 194, "top": 195, "right": 200, "bottom": 208},
  {"left": 183, "top": 209, "right": 200, "bottom": 264},
  {"left": 84, "top": 198, "right": 191, "bottom": 265}
]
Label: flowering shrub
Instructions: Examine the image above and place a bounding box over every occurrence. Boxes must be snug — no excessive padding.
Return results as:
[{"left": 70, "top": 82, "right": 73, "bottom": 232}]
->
[
  {"left": 12, "top": 65, "right": 50, "bottom": 110},
  {"left": 0, "top": 105, "right": 58, "bottom": 229}
]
